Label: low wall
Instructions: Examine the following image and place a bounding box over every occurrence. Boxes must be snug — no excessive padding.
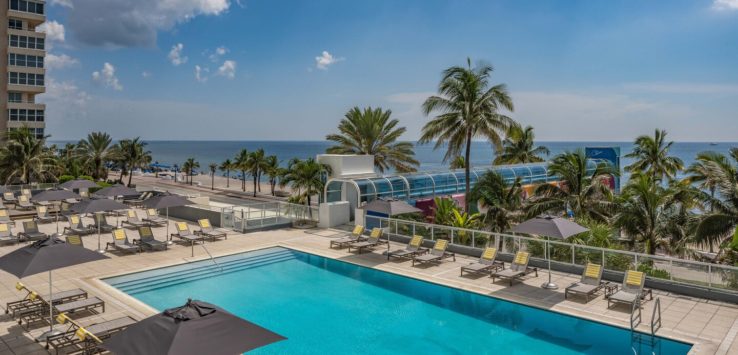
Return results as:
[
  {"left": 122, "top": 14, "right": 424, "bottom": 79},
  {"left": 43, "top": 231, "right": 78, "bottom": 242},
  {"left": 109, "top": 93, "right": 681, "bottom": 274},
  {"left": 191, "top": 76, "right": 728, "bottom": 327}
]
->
[{"left": 166, "top": 206, "right": 221, "bottom": 227}]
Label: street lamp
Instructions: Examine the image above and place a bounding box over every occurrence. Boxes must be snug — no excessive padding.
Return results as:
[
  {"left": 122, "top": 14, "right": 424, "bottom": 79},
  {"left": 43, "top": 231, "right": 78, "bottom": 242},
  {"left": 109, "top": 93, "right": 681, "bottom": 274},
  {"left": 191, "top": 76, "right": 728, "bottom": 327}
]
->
[{"left": 173, "top": 164, "right": 179, "bottom": 183}]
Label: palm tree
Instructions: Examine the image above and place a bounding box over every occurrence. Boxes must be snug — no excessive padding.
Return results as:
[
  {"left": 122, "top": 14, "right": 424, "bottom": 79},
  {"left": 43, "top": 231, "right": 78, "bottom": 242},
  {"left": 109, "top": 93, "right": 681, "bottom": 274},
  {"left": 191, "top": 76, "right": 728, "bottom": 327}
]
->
[
  {"left": 264, "top": 155, "right": 280, "bottom": 196},
  {"left": 625, "top": 129, "right": 683, "bottom": 181},
  {"left": 182, "top": 158, "right": 199, "bottom": 185},
  {"left": 693, "top": 148, "right": 738, "bottom": 255},
  {"left": 219, "top": 159, "right": 233, "bottom": 188},
  {"left": 0, "top": 128, "right": 59, "bottom": 184},
  {"left": 494, "top": 125, "right": 549, "bottom": 165},
  {"left": 281, "top": 158, "right": 331, "bottom": 219},
  {"left": 77, "top": 131, "right": 117, "bottom": 180},
  {"left": 246, "top": 149, "right": 269, "bottom": 197},
  {"left": 420, "top": 58, "right": 516, "bottom": 211},
  {"left": 234, "top": 149, "right": 249, "bottom": 192},
  {"left": 467, "top": 171, "right": 523, "bottom": 233},
  {"left": 326, "top": 106, "right": 419, "bottom": 173},
  {"left": 117, "top": 138, "right": 151, "bottom": 187},
  {"left": 685, "top": 151, "right": 729, "bottom": 252},
  {"left": 208, "top": 163, "right": 217, "bottom": 190},
  {"left": 449, "top": 156, "right": 465, "bottom": 170},
  {"left": 58, "top": 143, "right": 83, "bottom": 177},
  {"left": 527, "top": 150, "right": 617, "bottom": 222}
]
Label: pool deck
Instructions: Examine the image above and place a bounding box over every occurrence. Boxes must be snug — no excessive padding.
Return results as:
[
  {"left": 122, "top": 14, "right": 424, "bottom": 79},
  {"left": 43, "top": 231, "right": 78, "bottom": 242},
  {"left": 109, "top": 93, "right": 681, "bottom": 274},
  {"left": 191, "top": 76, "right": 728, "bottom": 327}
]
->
[{"left": 0, "top": 217, "right": 737, "bottom": 354}]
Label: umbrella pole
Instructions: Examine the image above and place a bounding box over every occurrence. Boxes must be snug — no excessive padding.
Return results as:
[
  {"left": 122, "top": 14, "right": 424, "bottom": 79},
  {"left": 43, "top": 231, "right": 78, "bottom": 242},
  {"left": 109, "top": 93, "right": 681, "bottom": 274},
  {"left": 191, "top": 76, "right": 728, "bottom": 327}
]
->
[
  {"left": 49, "top": 270, "right": 53, "bottom": 334},
  {"left": 97, "top": 216, "right": 105, "bottom": 253},
  {"left": 166, "top": 207, "right": 173, "bottom": 245},
  {"left": 541, "top": 236, "right": 558, "bottom": 290}
]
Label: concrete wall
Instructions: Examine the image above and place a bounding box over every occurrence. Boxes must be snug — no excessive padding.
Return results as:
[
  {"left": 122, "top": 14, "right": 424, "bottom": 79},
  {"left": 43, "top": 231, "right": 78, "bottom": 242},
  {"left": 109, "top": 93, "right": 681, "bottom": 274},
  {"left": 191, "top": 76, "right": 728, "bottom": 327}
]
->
[
  {"left": 167, "top": 206, "right": 222, "bottom": 228},
  {"left": 317, "top": 154, "right": 375, "bottom": 178}
]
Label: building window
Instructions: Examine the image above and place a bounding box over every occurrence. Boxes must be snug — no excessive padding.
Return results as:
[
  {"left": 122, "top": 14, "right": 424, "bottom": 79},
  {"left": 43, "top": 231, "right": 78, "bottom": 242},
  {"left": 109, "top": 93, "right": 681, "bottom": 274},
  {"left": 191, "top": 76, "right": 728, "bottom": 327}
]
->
[
  {"left": 6, "top": 109, "right": 44, "bottom": 122},
  {"left": 9, "top": 19, "right": 23, "bottom": 30},
  {"left": 8, "top": 92, "right": 22, "bottom": 103},
  {"left": 8, "top": 109, "right": 19, "bottom": 121},
  {"left": 9, "top": 35, "right": 45, "bottom": 50},
  {"left": 8, "top": 54, "right": 44, "bottom": 68},
  {"left": 7, "top": 72, "right": 44, "bottom": 86},
  {"left": 9, "top": 0, "right": 44, "bottom": 15}
]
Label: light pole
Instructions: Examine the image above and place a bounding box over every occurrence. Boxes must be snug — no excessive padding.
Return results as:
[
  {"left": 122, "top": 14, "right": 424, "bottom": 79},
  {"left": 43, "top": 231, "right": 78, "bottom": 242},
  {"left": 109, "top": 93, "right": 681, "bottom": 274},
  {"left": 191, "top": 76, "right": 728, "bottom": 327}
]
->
[{"left": 173, "top": 164, "right": 179, "bottom": 183}]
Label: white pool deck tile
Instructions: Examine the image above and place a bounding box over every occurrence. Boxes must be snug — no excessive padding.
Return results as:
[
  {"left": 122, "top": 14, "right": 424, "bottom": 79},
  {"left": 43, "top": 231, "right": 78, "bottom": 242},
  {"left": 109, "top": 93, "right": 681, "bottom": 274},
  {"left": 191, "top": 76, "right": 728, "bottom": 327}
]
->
[{"left": 0, "top": 213, "right": 736, "bottom": 354}]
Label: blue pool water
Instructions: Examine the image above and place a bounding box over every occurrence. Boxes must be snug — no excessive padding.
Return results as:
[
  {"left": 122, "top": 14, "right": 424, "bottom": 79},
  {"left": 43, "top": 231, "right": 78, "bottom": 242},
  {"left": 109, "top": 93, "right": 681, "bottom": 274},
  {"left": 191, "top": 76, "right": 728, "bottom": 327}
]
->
[{"left": 105, "top": 248, "right": 691, "bottom": 354}]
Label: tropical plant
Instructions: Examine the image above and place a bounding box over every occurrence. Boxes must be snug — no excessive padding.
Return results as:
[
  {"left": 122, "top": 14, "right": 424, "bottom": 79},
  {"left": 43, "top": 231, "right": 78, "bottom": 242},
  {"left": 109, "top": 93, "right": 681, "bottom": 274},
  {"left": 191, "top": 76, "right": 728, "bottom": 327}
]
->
[
  {"left": 449, "top": 209, "right": 482, "bottom": 245},
  {"left": 246, "top": 148, "right": 269, "bottom": 197},
  {"left": 116, "top": 137, "right": 151, "bottom": 187},
  {"left": 527, "top": 149, "right": 617, "bottom": 222},
  {"left": 693, "top": 148, "right": 738, "bottom": 256},
  {"left": 432, "top": 197, "right": 459, "bottom": 225},
  {"left": 625, "top": 129, "right": 683, "bottom": 181},
  {"left": 493, "top": 125, "right": 549, "bottom": 165},
  {"left": 326, "top": 106, "right": 419, "bottom": 173},
  {"left": 209, "top": 163, "right": 217, "bottom": 190},
  {"left": 420, "top": 58, "right": 516, "bottom": 211},
  {"left": 181, "top": 158, "right": 200, "bottom": 185},
  {"left": 685, "top": 152, "right": 728, "bottom": 252},
  {"left": 264, "top": 155, "right": 281, "bottom": 196},
  {"left": 449, "top": 156, "right": 465, "bottom": 170},
  {"left": 0, "top": 128, "right": 59, "bottom": 184},
  {"left": 234, "top": 149, "right": 249, "bottom": 192},
  {"left": 58, "top": 143, "right": 83, "bottom": 178},
  {"left": 219, "top": 159, "right": 233, "bottom": 188},
  {"left": 77, "top": 131, "right": 118, "bottom": 180},
  {"left": 468, "top": 171, "right": 523, "bottom": 233},
  {"left": 281, "top": 158, "right": 331, "bottom": 219}
]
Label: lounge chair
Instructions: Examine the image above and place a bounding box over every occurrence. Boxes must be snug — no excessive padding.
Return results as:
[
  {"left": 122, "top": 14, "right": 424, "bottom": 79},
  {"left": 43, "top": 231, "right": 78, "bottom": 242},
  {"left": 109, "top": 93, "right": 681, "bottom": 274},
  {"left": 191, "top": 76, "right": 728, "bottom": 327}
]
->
[
  {"left": 171, "top": 222, "right": 203, "bottom": 246},
  {"left": 387, "top": 235, "right": 427, "bottom": 260},
  {"left": 79, "top": 190, "right": 90, "bottom": 199},
  {"left": 2, "top": 191, "right": 17, "bottom": 205},
  {"left": 565, "top": 263, "right": 605, "bottom": 302},
  {"left": 137, "top": 226, "right": 167, "bottom": 251},
  {"left": 64, "top": 215, "right": 95, "bottom": 236},
  {"left": 143, "top": 208, "right": 167, "bottom": 226},
  {"left": 65, "top": 235, "right": 83, "bottom": 247},
  {"left": 21, "top": 188, "right": 32, "bottom": 198},
  {"left": 34, "top": 205, "right": 55, "bottom": 224},
  {"left": 196, "top": 219, "right": 227, "bottom": 241},
  {"left": 329, "top": 225, "right": 366, "bottom": 248},
  {"left": 6, "top": 282, "right": 87, "bottom": 319},
  {"left": 124, "top": 191, "right": 152, "bottom": 207},
  {"left": 59, "top": 201, "right": 73, "bottom": 216},
  {"left": 460, "top": 247, "right": 505, "bottom": 276},
  {"left": 0, "top": 223, "right": 20, "bottom": 245},
  {"left": 347, "top": 228, "right": 385, "bottom": 253},
  {"left": 0, "top": 208, "right": 13, "bottom": 226},
  {"left": 491, "top": 251, "right": 538, "bottom": 286},
  {"left": 16, "top": 195, "right": 34, "bottom": 210},
  {"left": 47, "top": 313, "right": 136, "bottom": 354},
  {"left": 19, "top": 296, "right": 106, "bottom": 330},
  {"left": 106, "top": 229, "right": 141, "bottom": 254},
  {"left": 607, "top": 270, "right": 652, "bottom": 308},
  {"left": 19, "top": 220, "right": 49, "bottom": 242},
  {"left": 412, "top": 239, "right": 455, "bottom": 266},
  {"left": 89, "top": 212, "right": 115, "bottom": 233},
  {"left": 122, "top": 210, "right": 148, "bottom": 229}
]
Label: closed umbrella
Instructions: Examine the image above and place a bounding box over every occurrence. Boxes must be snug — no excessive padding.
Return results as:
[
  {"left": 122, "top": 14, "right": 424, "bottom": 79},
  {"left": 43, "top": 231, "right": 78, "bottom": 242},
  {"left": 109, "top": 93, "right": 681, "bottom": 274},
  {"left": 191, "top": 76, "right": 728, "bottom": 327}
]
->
[
  {"left": 102, "top": 299, "right": 285, "bottom": 355},
  {"left": 72, "top": 199, "right": 129, "bottom": 253},
  {"left": 143, "top": 194, "right": 194, "bottom": 245},
  {"left": 511, "top": 215, "right": 588, "bottom": 290},
  {"left": 59, "top": 179, "right": 99, "bottom": 190},
  {"left": 0, "top": 237, "right": 109, "bottom": 341},
  {"left": 31, "top": 189, "right": 81, "bottom": 234}
]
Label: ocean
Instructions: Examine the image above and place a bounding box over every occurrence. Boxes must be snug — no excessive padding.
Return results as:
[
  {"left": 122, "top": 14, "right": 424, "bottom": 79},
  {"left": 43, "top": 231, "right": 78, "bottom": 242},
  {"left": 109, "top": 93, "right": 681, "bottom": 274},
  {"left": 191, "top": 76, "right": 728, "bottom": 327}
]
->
[{"left": 49, "top": 140, "right": 738, "bottom": 179}]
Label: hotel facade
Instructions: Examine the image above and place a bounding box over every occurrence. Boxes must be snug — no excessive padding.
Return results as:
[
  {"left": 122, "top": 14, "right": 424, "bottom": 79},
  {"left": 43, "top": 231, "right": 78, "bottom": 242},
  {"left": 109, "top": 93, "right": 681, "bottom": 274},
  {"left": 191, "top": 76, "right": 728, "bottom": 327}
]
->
[{"left": 0, "top": 0, "right": 46, "bottom": 138}]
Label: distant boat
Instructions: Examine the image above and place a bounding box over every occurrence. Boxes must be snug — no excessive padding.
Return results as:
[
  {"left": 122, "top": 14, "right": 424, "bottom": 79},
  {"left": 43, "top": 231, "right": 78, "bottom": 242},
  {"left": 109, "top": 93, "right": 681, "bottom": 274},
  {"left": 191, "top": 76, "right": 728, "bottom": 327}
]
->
[{"left": 710, "top": 142, "right": 718, "bottom": 146}]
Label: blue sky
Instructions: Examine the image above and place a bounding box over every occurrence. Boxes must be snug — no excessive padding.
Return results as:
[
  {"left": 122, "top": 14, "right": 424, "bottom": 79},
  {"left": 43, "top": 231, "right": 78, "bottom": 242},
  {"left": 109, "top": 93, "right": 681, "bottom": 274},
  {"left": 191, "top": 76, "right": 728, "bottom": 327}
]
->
[{"left": 42, "top": 0, "right": 738, "bottom": 141}]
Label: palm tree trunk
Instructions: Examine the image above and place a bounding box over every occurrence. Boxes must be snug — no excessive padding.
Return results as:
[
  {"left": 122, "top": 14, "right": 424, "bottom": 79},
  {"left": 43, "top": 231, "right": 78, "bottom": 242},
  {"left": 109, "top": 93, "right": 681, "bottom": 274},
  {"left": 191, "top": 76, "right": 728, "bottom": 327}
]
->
[
  {"left": 253, "top": 174, "right": 257, "bottom": 197},
  {"left": 211, "top": 174, "right": 215, "bottom": 190},
  {"left": 226, "top": 170, "right": 230, "bottom": 188},
  {"left": 241, "top": 171, "right": 246, "bottom": 191},
  {"left": 257, "top": 172, "right": 262, "bottom": 192},
  {"left": 464, "top": 129, "right": 472, "bottom": 212},
  {"left": 128, "top": 167, "right": 134, "bottom": 187}
]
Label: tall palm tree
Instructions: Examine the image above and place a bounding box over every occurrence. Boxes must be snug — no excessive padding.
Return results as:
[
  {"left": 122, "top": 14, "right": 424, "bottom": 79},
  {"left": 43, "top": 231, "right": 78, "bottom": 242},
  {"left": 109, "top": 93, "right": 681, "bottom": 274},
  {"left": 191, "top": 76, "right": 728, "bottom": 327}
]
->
[
  {"left": 420, "top": 58, "right": 516, "bottom": 211},
  {"left": 234, "top": 149, "right": 249, "bottom": 192},
  {"left": 219, "top": 159, "right": 233, "bottom": 188},
  {"left": 685, "top": 151, "right": 729, "bottom": 252},
  {"left": 209, "top": 163, "right": 217, "bottom": 190},
  {"left": 625, "top": 129, "right": 683, "bottom": 181},
  {"left": 246, "top": 148, "right": 269, "bottom": 197},
  {"left": 467, "top": 171, "right": 523, "bottom": 233},
  {"left": 693, "top": 148, "right": 738, "bottom": 255},
  {"left": 0, "top": 128, "right": 59, "bottom": 184},
  {"left": 264, "top": 155, "right": 280, "bottom": 196},
  {"left": 326, "top": 106, "right": 419, "bottom": 173},
  {"left": 449, "top": 156, "right": 465, "bottom": 170},
  {"left": 527, "top": 149, "right": 617, "bottom": 222},
  {"left": 182, "top": 158, "right": 199, "bottom": 185},
  {"left": 77, "top": 131, "right": 117, "bottom": 180},
  {"left": 493, "top": 125, "right": 549, "bottom": 165},
  {"left": 281, "top": 158, "right": 331, "bottom": 219},
  {"left": 58, "top": 143, "right": 83, "bottom": 177},
  {"left": 117, "top": 138, "right": 151, "bottom": 187}
]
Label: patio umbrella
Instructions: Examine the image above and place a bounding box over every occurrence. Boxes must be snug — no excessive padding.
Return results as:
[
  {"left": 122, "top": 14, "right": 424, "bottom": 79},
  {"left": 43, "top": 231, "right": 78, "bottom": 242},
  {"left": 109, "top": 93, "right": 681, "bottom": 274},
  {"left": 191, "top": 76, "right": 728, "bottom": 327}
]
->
[
  {"left": 93, "top": 185, "right": 139, "bottom": 198},
  {"left": 31, "top": 189, "right": 81, "bottom": 234},
  {"left": 59, "top": 179, "right": 99, "bottom": 190},
  {"left": 511, "top": 215, "right": 588, "bottom": 290},
  {"left": 102, "top": 299, "right": 285, "bottom": 355},
  {"left": 72, "top": 199, "right": 129, "bottom": 253},
  {"left": 0, "top": 237, "right": 109, "bottom": 341},
  {"left": 143, "top": 194, "right": 194, "bottom": 245},
  {"left": 361, "top": 199, "right": 422, "bottom": 216}
]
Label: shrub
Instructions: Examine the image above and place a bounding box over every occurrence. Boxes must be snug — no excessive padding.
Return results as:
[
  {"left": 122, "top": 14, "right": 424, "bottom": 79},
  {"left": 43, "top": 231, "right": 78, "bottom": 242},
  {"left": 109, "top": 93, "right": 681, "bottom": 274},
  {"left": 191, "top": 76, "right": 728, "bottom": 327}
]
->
[
  {"left": 58, "top": 175, "right": 75, "bottom": 184},
  {"left": 78, "top": 175, "right": 94, "bottom": 181}
]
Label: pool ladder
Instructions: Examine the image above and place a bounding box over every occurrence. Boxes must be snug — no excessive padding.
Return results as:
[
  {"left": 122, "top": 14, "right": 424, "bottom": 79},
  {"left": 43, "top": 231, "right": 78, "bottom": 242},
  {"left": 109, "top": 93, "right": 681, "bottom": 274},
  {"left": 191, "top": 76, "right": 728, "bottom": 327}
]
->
[
  {"left": 630, "top": 297, "right": 662, "bottom": 353},
  {"left": 199, "top": 243, "right": 223, "bottom": 273}
]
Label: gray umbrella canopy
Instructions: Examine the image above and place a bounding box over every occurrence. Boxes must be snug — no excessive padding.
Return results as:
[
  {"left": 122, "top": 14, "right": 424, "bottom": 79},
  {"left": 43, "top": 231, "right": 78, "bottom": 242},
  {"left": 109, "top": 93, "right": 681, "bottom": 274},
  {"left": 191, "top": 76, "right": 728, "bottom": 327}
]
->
[
  {"left": 72, "top": 199, "right": 129, "bottom": 214},
  {"left": 102, "top": 299, "right": 285, "bottom": 355},
  {"left": 93, "top": 185, "right": 139, "bottom": 198},
  {"left": 59, "top": 179, "right": 99, "bottom": 190},
  {"left": 0, "top": 237, "right": 109, "bottom": 278},
  {"left": 511, "top": 215, "right": 589, "bottom": 239},
  {"left": 31, "top": 189, "right": 80, "bottom": 202},
  {"left": 143, "top": 194, "right": 193, "bottom": 209},
  {"left": 361, "top": 199, "right": 422, "bottom": 216}
]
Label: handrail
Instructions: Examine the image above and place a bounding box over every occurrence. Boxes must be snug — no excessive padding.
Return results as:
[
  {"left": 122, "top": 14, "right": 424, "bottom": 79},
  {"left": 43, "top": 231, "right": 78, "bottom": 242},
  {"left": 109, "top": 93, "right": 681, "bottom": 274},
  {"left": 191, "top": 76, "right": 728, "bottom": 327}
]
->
[
  {"left": 630, "top": 298, "right": 642, "bottom": 330},
  {"left": 651, "top": 298, "right": 662, "bottom": 334}
]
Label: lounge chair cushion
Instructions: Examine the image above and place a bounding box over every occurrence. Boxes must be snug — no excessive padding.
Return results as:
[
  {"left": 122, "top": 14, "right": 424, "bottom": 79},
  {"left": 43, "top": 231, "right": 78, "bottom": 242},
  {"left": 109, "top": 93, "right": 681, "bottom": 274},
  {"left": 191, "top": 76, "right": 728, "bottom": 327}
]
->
[
  {"left": 55, "top": 297, "right": 104, "bottom": 313},
  {"left": 495, "top": 268, "right": 524, "bottom": 279},
  {"left": 609, "top": 290, "right": 638, "bottom": 304},
  {"left": 567, "top": 283, "right": 599, "bottom": 295}
]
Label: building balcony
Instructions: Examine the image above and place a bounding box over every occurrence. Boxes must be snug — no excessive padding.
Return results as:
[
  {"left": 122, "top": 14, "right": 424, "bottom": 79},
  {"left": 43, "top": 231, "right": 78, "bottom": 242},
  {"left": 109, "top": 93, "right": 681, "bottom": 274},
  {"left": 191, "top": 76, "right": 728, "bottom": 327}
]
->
[
  {"left": 6, "top": 101, "right": 45, "bottom": 111},
  {"left": 7, "top": 28, "right": 46, "bottom": 39},
  {"left": 7, "top": 47, "right": 45, "bottom": 56},
  {"left": 7, "top": 66, "right": 45, "bottom": 75},
  {"left": 6, "top": 84, "right": 45, "bottom": 94},
  {"left": 7, "top": 9, "right": 45, "bottom": 26},
  {"left": 6, "top": 121, "right": 45, "bottom": 129}
]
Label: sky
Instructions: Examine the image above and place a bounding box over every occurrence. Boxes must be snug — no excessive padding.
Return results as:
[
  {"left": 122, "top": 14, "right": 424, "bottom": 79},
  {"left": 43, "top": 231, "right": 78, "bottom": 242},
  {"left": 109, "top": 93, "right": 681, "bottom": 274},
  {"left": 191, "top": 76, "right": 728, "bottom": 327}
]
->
[{"left": 41, "top": 0, "right": 738, "bottom": 141}]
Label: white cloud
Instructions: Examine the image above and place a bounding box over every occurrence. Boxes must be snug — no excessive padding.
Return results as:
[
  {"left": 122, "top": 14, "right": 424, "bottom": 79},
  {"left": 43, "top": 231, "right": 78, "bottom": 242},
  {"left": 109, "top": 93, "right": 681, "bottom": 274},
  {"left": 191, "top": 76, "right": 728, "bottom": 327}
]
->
[
  {"left": 66, "top": 0, "right": 231, "bottom": 47},
  {"left": 50, "top": 0, "right": 73, "bottom": 7},
  {"left": 168, "top": 43, "right": 188, "bottom": 66},
  {"left": 38, "top": 21, "right": 66, "bottom": 43},
  {"left": 195, "top": 65, "right": 209, "bottom": 82},
  {"left": 217, "top": 60, "right": 237, "bottom": 79},
  {"left": 315, "top": 51, "right": 344, "bottom": 70},
  {"left": 92, "top": 62, "right": 123, "bottom": 91},
  {"left": 209, "top": 46, "right": 229, "bottom": 62},
  {"left": 141, "top": 71, "right": 151, "bottom": 78},
  {"left": 623, "top": 82, "right": 738, "bottom": 95},
  {"left": 712, "top": 0, "right": 738, "bottom": 11},
  {"left": 45, "top": 53, "right": 79, "bottom": 70},
  {"left": 43, "top": 78, "right": 90, "bottom": 107}
]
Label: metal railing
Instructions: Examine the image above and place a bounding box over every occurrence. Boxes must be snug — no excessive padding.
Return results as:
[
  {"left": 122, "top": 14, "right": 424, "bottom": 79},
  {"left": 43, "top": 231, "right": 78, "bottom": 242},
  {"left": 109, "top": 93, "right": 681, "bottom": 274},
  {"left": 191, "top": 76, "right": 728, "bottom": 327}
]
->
[
  {"left": 2, "top": 183, "right": 58, "bottom": 192},
  {"left": 631, "top": 298, "right": 641, "bottom": 330},
  {"left": 226, "top": 201, "right": 318, "bottom": 232},
  {"left": 365, "top": 215, "right": 738, "bottom": 294}
]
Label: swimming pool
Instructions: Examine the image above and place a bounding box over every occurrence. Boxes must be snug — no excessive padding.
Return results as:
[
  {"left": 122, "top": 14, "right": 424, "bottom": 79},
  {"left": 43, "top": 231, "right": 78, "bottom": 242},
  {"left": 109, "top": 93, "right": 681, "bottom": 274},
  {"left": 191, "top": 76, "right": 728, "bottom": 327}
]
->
[{"left": 105, "top": 247, "right": 691, "bottom": 354}]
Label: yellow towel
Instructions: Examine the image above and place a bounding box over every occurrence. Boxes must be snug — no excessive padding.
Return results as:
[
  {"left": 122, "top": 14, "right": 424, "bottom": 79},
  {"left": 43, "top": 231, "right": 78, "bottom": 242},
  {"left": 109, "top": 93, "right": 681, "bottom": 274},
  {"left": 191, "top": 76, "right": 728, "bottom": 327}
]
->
[
  {"left": 370, "top": 228, "right": 382, "bottom": 238},
  {"left": 140, "top": 227, "right": 153, "bottom": 237},
  {"left": 434, "top": 239, "right": 448, "bottom": 250},
  {"left": 15, "top": 282, "right": 25, "bottom": 291},
  {"left": 410, "top": 235, "right": 422, "bottom": 247},
  {"left": 482, "top": 248, "right": 497, "bottom": 260},
  {"left": 128, "top": 210, "right": 136, "bottom": 217},
  {"left": 585, "top": 263, "right": 601, "bottom": 279},
  {"left": 199, "top": 219, "right": 211, "bottom": 228},
  {"left": 0, "top": 210, "right": 8, "bottom": 216},
  {"left": 56, "top": 313, "right": 69, "bottom": 325},
  {"left": 70, "top": 215, "right": 80, "bottom": 224},
  {"left": 147, "top": 208, "right": 157, "bottom": 216},
  {"left": 352, "top": 225, "right": 364, "bottom": 235},
  {"left": 176, "top": 222, "right": 188, "bottom": 231},
  {"left": 514, "top": 251, "right": 529, "bottom": 265},
  {"left": 38, "top": 206, "right": 46, "bottom": 213},
  {"left": 626, "top": 270, "right": 644, "bottom": 286},
  {"left": 113, "top": 229, "right": 126, "bottom": 240},
  {"left": 0, "top": 224, "right": 7, "bottom": 232},
  {"left": 67, "top": 236, "right": 82, "bottom": 245},
  {"left": 75, "top": 327, "right": 88, "bottom": 341}
]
